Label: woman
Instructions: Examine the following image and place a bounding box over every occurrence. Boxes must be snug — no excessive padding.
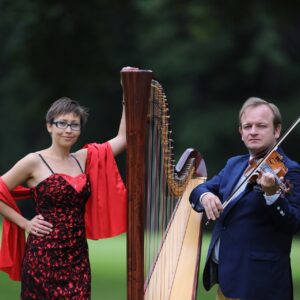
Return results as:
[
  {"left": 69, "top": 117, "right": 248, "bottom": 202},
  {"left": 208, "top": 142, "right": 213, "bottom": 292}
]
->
[{"left": 0, "top": 91, "right": 127, "bottom": 299}]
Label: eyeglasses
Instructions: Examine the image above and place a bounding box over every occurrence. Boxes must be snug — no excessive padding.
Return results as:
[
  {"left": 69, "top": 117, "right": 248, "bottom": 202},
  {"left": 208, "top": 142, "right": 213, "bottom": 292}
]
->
[{"left": 52, "top": 120, "right": 81, "bottom": 131}]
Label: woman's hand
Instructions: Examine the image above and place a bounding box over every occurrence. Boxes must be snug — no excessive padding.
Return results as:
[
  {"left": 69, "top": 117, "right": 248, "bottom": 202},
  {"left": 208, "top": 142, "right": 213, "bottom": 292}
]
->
[
  {"left": 25, "top": 214, "right": 53, "bottom": 237},
  {"left": 121, "top": 66, "right": 139, "bottom": 72},
  {"left": 109, "top": 67, "right": 140, "bottom": 156}
]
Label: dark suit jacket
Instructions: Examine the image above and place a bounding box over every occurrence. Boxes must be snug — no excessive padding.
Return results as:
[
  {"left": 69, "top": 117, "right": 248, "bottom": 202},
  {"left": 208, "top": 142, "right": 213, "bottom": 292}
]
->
[{"left": 190, "top": 149, "right": 300, "bottom": 300}]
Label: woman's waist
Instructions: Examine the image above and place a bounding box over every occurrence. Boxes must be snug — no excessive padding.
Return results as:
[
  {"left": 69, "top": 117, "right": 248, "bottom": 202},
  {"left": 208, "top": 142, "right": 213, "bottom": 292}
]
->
[
  {"left": 27, "top": 228, "right": 87, "bottom": 247},
  {"left": 34, "top": 210, "right": 86, "bottom": 223}
]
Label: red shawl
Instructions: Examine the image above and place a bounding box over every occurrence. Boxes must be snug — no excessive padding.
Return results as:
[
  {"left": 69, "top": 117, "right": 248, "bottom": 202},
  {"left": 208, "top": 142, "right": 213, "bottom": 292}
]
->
[{"left": 0, "top": 142, "right": 127, "bottom": 281}]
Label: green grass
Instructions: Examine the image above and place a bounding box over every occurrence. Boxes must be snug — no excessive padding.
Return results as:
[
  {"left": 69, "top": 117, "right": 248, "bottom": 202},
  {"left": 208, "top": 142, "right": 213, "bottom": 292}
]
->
[{"left": 0, "top": 233, "right": 299, "bottom": 299}]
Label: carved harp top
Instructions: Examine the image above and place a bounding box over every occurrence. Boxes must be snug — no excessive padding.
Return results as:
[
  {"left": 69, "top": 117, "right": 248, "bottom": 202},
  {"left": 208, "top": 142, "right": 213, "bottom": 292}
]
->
[{"left": 122, "top": 69, "right": 207, "bottom": 300}]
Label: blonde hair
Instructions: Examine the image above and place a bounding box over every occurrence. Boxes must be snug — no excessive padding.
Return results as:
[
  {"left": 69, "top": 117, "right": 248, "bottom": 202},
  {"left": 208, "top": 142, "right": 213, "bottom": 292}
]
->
[{"left": 239, "top": 97, "right": 282, "bottom": 128}]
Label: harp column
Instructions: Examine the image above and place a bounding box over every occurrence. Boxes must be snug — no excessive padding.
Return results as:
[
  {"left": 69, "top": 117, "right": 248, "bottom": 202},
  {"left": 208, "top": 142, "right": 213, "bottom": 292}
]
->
[{"left": 121, "top": 69, "right": 153, "bottom": 300}]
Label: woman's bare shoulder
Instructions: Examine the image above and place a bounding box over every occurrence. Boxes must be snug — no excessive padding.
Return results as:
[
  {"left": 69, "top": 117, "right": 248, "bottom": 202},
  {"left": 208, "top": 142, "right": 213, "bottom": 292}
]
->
[
  {"left": 10, "top": 152, "right": 41, "bottom": 171},
  {"left": 1, "top": 152, "right": 41, "bottom": 189},
  {"left": 73, "top": 148, "right": 88, "bottom": 164},
  {"left": 74, "top": 148, "right": 88, "bottom": 157},
  {"left": 24, "top": 152, "right": 41, "bottom": 163}
]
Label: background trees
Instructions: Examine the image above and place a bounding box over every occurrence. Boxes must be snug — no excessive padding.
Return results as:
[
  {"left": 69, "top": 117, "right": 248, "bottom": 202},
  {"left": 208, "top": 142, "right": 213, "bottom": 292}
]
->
[
  {"left": 0, "top": 1, "right": 300, "bottom": 298},
  {"left": 0, "top": 0, "right": 299, "bottom": 175}
]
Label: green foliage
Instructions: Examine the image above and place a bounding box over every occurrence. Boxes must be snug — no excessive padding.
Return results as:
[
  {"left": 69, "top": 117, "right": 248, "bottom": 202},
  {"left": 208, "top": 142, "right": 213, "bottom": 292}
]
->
[
  {"left": 0, "top": 0, "right": 300, "bottom": 173},
  {"left": 132, "top": 0, "right": 300, "bottom": 173},
  {"left": 0, "top": 0, "right": 138, "bottom": 169},
  {"left": 0, "top": 1, "right": 300, "bottom": 293},
  {"left": 0, "top": 3, "right": 300, "bottom": 298}
]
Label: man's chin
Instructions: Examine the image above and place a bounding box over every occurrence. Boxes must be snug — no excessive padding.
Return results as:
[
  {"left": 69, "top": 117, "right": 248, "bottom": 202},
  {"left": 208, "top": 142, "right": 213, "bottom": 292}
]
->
[{"left": 248, "top": 146, "right": 268, "bottom": 157}]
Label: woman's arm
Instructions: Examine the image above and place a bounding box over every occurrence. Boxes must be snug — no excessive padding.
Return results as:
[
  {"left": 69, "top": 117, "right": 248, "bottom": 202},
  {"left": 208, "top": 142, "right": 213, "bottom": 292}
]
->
[
  {"left": 0, "top": 154, "right": 52, "bottom": 236},
  {"left": 0, "top": 200, "right": 28, "bottom": 230},
  {"left": 2, "top": 153, "right": 36, "bottom": 190},
  {"left": 108, "top": 66, "right": 139, "bottom": 156},
  {"left": 108, "top": 103, "right": 126, "bottom": 156}
]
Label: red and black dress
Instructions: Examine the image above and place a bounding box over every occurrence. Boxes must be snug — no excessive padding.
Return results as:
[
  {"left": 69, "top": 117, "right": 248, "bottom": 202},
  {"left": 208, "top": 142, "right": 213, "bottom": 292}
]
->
[{"left": 21, "top": 154, "right": 91, "bottom": 300}]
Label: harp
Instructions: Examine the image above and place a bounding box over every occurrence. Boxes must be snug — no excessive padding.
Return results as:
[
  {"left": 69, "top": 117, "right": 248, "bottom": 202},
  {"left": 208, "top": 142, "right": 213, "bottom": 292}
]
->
[{"left": 122, "top": 69, "right": 207, "bottom": 300}]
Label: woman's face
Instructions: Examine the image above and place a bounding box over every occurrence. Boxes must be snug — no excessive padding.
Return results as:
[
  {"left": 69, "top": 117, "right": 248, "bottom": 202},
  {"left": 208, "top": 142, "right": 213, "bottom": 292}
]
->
[{"left": 47, "top": 113, "right": 81, "bottom": 148}]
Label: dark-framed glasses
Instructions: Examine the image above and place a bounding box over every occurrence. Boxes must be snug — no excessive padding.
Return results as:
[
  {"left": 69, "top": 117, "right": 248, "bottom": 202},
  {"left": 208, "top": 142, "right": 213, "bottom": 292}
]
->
[{"left": 52, "top": 120, "right": 81, "bottom": 131}]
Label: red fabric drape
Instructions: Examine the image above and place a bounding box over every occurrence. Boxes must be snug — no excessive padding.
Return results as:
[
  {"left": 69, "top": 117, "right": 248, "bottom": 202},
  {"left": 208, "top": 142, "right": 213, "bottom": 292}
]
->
[
  {"left": 0, "top": 180, "right": 29, "bottom": 281},
  {"left": 83, "top": 142, "right": 127, "bottom": 239},
  {"left": 0, "top": 142, "right": 127, "bottom": 281}
]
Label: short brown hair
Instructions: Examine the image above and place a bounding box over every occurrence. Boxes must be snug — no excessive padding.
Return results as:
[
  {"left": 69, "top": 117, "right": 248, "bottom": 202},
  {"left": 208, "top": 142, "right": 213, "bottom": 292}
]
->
[
  {"left": 46, "top": 97, "right": 89, "bottom": 127},
  {"left": 239, "top": 97, "right": 282, "bottom": 128}
]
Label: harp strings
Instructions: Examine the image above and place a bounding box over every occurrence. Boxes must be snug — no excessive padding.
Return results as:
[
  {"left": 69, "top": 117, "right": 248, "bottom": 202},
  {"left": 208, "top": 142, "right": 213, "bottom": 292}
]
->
[{"left": 144, "top": 81, "right": 195, "bottom": 299}]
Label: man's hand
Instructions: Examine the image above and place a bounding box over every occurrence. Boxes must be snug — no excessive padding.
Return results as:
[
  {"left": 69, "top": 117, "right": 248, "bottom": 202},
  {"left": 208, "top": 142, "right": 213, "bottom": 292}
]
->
[
  {"left": 201, "top": 192, "right": 224, "bottom": 220},
  {"left": 257, "top": 172, "right": 280, "bottom": 196}
]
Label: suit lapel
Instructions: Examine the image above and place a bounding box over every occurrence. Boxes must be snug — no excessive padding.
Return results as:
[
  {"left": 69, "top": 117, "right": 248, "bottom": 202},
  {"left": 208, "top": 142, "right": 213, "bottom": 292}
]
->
[
  {"left": 223, "top": 157, "right": 249, "bottom": 200},
  {"left": 221, "top": 157, "right": 250, "bottom": 220}
]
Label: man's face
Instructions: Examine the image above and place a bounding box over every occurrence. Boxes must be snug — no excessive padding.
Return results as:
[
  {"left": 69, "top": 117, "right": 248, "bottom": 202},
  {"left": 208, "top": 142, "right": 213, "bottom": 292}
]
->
[{"left": 239, "top": 105, "right": 281, "bottom": 156}]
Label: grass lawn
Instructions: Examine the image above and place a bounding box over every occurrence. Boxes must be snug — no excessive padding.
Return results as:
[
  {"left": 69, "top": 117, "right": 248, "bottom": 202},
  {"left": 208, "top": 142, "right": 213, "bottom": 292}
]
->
[{"left": 0, "top": 233, "right": 299, "bottom": 299}]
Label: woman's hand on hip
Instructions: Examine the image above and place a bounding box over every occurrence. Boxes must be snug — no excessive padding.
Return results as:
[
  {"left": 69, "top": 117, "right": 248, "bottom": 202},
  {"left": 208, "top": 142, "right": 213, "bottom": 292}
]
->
[{"left": 25, "top": 214, "right": 53, "bottom": 236}]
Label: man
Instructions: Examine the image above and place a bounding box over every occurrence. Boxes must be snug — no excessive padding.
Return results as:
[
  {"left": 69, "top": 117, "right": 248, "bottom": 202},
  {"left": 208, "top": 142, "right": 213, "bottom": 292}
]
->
[{"left": 190, "top": 97, "right": 300, "bottom": 300}]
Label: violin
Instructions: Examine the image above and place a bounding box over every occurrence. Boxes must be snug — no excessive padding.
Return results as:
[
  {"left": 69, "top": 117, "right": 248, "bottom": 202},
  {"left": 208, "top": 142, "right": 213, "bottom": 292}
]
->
[
  {"left": 205, "top": 115, "right": 300, "bottom": 226},
  {"left": 246, "top": 150, "right": 290, "bottom": 195},
  {"left": 222, "top": 116, "right": 300, "bottom": 210}
]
